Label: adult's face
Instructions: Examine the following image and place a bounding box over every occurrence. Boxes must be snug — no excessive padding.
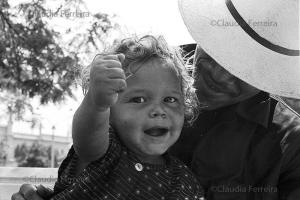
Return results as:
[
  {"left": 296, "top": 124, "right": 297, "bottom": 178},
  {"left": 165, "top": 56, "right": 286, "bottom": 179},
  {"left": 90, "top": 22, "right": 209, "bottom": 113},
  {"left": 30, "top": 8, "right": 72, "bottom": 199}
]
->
[{"left": 193, "top": 45, "right": 260, "bottom": 110}]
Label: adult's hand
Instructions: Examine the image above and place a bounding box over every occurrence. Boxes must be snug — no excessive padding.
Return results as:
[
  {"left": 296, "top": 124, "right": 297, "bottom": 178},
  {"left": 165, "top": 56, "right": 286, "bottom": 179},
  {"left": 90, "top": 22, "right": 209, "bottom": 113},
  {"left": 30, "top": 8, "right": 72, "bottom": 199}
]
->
[{"left": 11, "top": 184, "right": 53, "bottom": 200}]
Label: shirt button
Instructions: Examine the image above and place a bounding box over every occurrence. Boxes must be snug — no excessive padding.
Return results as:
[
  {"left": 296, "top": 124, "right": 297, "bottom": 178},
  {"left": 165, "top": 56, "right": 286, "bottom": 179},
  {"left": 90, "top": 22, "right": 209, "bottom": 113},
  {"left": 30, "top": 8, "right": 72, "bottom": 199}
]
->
[{"left": 135, "top": 163, "right": 143, "bottom": 171}]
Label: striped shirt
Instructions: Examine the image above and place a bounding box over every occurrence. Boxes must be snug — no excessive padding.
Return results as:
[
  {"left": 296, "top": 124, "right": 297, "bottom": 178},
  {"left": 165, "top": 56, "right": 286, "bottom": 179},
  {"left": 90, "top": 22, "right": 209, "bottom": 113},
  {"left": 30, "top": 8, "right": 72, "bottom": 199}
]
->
[{"left": 51, "top": 130, "right": 204, "bottom": 200}]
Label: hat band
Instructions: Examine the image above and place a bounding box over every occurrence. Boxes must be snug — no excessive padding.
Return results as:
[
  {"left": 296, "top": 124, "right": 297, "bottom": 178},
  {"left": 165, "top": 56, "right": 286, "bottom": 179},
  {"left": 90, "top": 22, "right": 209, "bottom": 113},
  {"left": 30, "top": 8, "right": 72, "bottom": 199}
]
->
[{"left": 226, "top": 0, "right": 300, "bottom": 56}]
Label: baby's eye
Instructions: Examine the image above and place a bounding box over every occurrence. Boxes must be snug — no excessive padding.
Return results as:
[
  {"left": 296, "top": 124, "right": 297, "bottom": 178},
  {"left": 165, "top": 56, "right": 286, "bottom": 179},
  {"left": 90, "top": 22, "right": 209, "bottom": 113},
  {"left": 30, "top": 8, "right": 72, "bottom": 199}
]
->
[
  {"left": 164, "top": 97, "right": 177, "bottom": 103},
  {"left": 129, "top": 97, "right": 146, "bottom": 103}
]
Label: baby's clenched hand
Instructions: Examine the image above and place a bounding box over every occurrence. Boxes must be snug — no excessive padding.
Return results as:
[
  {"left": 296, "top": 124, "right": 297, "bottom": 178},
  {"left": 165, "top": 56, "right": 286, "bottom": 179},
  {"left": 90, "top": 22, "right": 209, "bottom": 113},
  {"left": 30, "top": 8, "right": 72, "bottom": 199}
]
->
[{"left": 88, "top": 54, "right": 126, "bottom": 110}]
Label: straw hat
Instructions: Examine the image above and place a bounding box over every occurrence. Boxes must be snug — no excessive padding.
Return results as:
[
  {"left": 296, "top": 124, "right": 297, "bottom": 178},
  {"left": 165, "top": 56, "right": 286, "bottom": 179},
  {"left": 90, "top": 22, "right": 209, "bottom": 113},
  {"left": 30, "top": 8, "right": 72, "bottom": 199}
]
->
[{"left": 178, "top": 0, "right": 300, "bottom": 99}]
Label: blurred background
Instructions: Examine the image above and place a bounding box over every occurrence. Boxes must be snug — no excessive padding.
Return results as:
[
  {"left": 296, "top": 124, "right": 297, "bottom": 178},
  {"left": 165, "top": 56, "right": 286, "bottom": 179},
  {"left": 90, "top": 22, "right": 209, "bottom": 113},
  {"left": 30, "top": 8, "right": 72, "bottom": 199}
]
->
[{"left": 0, "top": 0, "right": 194, "bottom": 168}]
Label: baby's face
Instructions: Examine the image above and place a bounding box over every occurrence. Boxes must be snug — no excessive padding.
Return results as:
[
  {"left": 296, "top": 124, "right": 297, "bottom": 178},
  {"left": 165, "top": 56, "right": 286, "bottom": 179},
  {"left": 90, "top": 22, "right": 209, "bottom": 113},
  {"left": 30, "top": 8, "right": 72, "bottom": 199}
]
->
[{"left": 110, "top": 58, "right": 185, "bottom": 163}]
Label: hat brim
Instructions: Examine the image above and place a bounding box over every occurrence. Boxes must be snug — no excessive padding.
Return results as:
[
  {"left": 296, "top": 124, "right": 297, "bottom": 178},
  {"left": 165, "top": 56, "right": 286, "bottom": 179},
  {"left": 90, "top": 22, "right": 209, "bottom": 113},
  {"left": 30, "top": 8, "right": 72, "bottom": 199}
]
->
[{"left": 179, "top": 0, "right": 300, "bottom": 98}]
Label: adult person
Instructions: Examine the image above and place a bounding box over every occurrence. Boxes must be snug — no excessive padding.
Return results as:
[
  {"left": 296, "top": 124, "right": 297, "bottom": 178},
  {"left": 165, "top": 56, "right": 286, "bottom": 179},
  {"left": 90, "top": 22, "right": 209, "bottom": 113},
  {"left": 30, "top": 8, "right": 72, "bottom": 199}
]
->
[
  {"left": 11, "top": 0, "right": 300, "bottom": 199},
  {"left": 170, "top": 0, "right": 300, "bottom": 199}
]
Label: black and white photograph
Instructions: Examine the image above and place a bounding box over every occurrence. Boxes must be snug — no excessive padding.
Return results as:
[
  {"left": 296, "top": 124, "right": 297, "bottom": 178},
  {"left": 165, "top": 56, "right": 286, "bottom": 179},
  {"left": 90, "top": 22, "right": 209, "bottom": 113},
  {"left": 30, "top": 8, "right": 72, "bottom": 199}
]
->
[{"left": 0, "top": 0, "right": 299, "bottom": 199}]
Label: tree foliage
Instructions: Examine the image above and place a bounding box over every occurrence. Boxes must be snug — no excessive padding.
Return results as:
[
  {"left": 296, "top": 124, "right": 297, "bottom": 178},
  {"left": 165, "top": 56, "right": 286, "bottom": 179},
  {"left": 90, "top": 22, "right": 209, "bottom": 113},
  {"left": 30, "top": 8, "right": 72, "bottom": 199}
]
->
[
  {"left": 0, "top": 0, "right": 116, "bottom": 107},
  {"left": 0, "top": 140, "right": 8, "bottom": 165},
  {"left": 14, "top": 141, "right": 59, "bottom": 167}
]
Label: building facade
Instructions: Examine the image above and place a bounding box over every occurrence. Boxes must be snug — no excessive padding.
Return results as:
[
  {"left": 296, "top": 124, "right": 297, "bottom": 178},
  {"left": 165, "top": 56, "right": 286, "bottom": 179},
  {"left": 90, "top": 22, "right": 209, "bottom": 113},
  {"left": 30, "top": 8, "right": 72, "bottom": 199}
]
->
[{"left": 0, "top": 124, "right": 72, "bottom": 167}]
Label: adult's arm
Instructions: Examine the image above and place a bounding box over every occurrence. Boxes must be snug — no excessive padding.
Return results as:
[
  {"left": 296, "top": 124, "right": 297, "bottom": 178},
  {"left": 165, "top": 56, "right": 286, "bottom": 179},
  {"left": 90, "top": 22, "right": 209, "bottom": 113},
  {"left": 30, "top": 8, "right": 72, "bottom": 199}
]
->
[
  {"left": 279, "top": 131, "right": 300, "bottom": 200},
  {"left": 275, "top": 104, "right": 300, "bottom": 199}
]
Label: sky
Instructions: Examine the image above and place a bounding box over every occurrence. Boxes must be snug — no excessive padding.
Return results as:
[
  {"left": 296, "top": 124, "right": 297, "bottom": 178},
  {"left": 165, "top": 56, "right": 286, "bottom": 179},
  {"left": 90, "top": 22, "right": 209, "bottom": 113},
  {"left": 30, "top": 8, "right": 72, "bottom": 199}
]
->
[
  {"left": 7, "top": 0, "right": 195, "bottom": 137},
  {"left": 84, "top": 0, "right": 194, "bottom": 45}
]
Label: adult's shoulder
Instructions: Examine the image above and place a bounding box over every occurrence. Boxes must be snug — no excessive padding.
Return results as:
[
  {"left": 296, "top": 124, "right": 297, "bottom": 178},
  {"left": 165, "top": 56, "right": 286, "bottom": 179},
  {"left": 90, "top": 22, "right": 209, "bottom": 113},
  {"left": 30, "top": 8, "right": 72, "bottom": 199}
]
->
[
  {"left": 273, "top": 102, "right": 300, "bottom": 136},
  {"left": 272, "top": 102, "right": 300, "bottom": 154}
]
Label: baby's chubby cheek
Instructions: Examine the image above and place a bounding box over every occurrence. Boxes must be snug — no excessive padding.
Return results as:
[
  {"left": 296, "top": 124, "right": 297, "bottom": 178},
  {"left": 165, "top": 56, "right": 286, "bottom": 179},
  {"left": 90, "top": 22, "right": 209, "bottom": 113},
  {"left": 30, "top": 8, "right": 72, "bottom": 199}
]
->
[{"left": 110, "top": 116, "right": 136, "bottom": 132}]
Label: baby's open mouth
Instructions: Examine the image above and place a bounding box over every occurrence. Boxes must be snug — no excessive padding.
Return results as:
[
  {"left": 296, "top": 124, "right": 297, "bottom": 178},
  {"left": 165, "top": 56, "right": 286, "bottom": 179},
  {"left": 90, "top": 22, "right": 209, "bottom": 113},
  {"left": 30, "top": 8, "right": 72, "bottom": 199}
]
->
[{"left": 144, "top": 127, "right": 169, "bottom": 137}]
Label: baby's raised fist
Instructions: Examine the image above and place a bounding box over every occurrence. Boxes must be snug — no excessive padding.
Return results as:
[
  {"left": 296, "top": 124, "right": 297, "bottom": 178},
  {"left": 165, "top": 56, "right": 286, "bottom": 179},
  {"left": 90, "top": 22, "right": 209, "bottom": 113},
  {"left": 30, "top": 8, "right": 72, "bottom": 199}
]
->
[{"left": 88, "top": 53, "right": 126, "bottom": 110}]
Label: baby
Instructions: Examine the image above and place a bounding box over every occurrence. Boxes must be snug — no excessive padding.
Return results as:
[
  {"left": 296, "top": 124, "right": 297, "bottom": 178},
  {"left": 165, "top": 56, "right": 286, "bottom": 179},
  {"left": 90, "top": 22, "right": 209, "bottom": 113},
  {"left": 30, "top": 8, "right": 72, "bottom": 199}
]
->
[{"left": 51, "top": 35, "right": 204, "bottom": 200}]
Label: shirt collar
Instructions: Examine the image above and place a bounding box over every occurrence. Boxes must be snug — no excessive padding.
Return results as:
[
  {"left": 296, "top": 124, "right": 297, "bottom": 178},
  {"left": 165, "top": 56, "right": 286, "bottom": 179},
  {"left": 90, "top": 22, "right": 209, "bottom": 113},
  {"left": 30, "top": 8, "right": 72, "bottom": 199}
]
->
[{"left": 235, "top": 92, "right": 273, "bottom": 128}]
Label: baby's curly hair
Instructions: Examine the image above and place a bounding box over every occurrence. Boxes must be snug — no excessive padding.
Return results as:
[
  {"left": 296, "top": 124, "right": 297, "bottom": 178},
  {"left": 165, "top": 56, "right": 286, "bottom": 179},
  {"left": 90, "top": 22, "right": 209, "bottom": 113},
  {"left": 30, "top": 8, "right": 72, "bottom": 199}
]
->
[{"left": 81, "top": 35, "right": 199, "bottom": 125}]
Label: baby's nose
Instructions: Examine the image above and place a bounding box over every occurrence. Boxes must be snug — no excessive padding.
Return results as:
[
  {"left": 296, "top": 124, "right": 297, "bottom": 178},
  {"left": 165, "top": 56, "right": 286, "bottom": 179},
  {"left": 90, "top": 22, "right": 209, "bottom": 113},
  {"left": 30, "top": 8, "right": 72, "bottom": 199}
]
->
[{"left": 149, "top": 105, "right": 167, "bottom": 118}]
